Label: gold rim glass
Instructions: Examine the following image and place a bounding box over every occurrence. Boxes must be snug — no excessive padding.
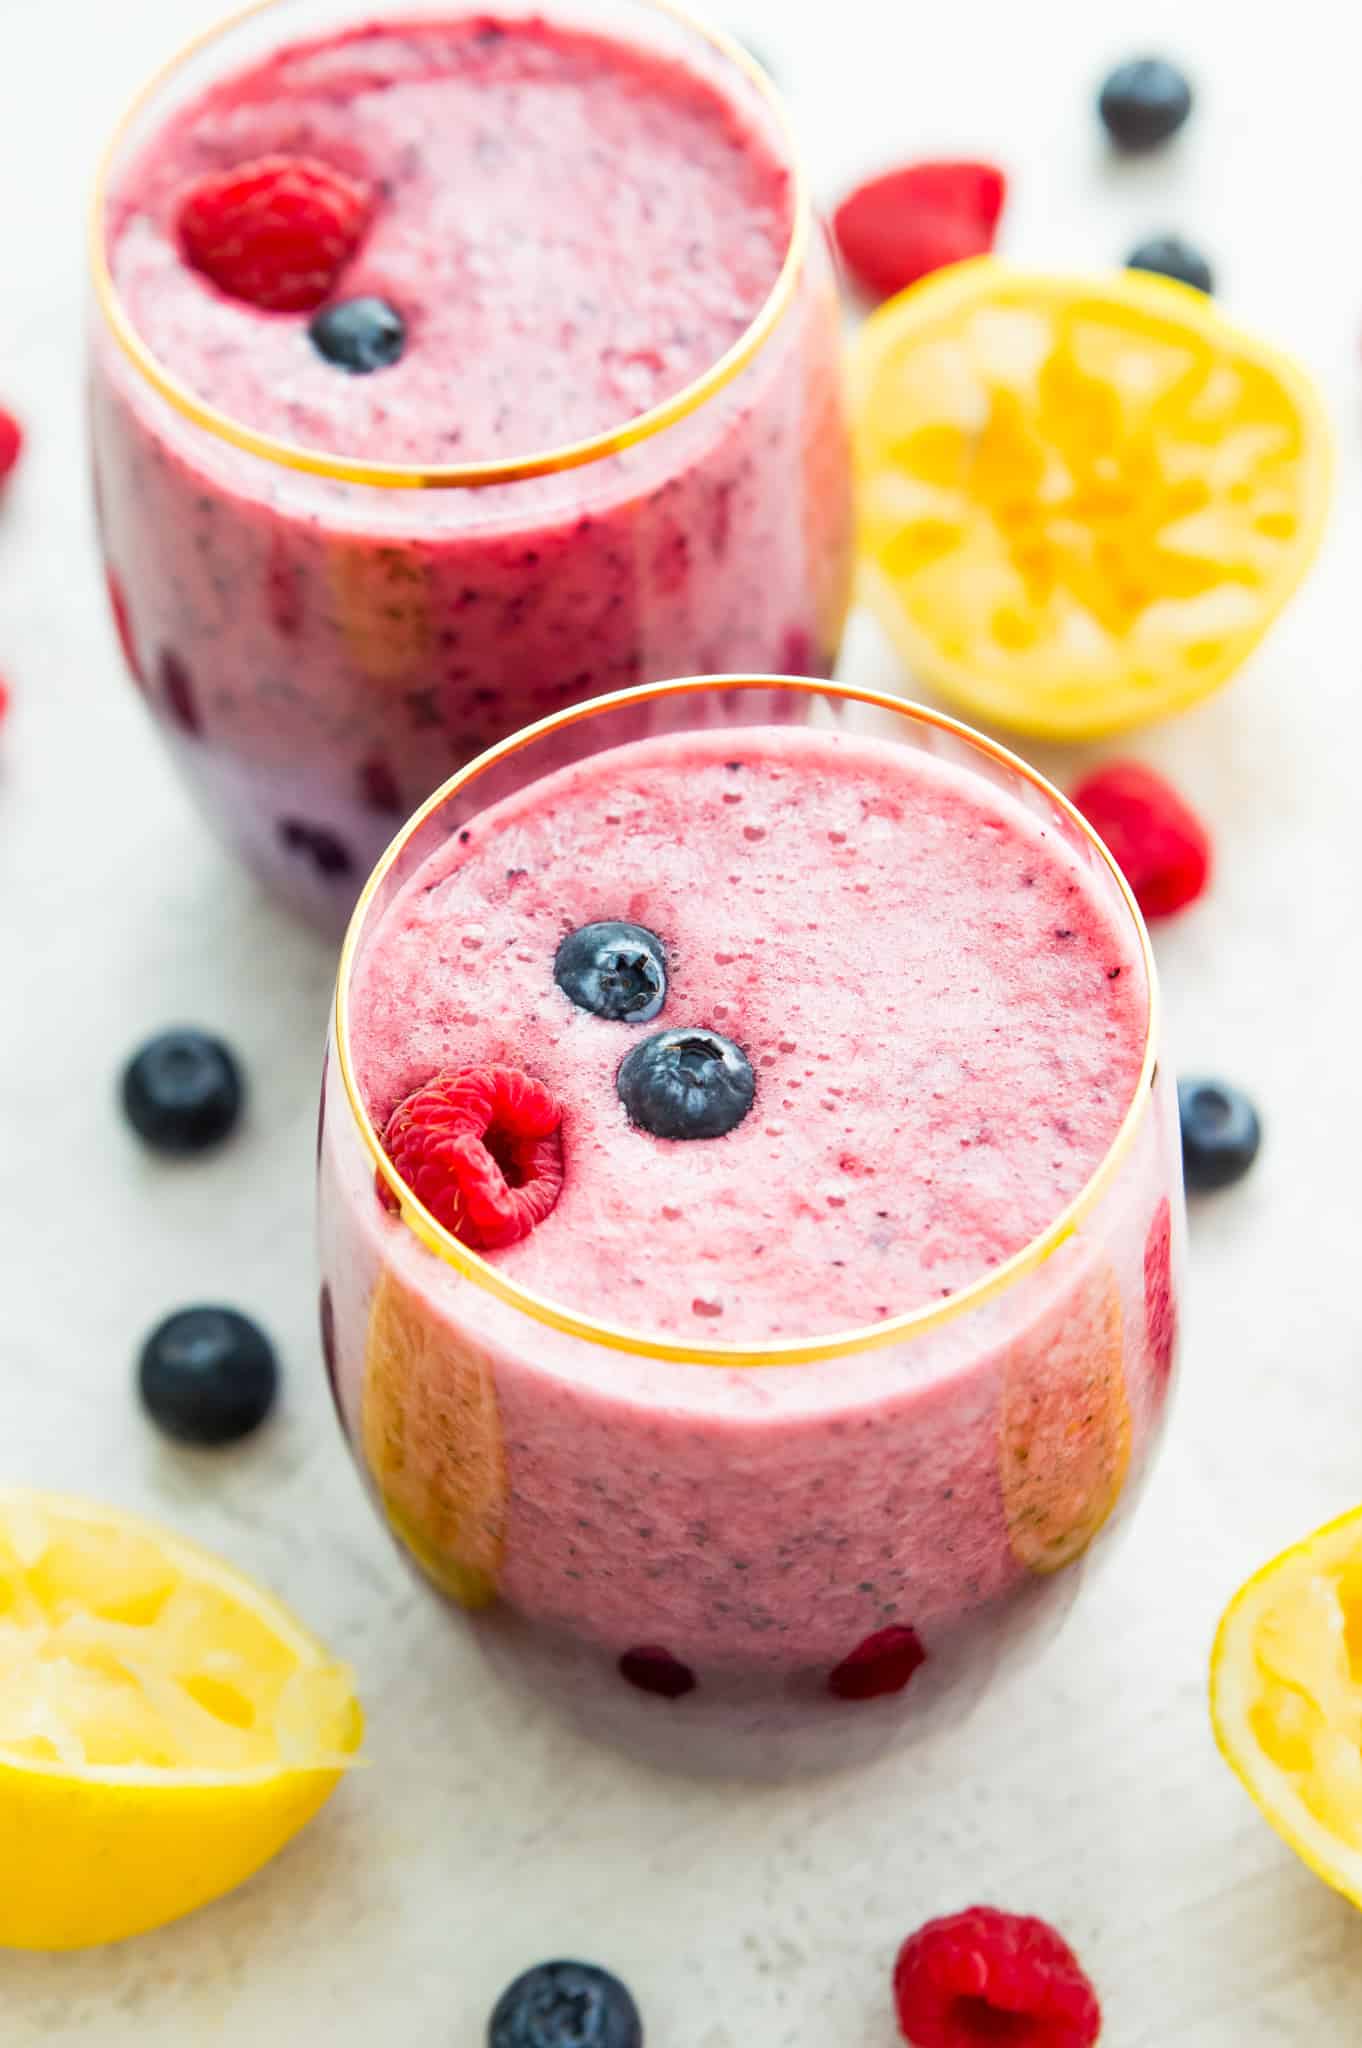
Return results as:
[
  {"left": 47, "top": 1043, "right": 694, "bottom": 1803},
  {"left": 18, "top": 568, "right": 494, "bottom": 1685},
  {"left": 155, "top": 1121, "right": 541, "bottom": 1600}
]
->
[
  {"left": 334, "top": 674, "right": 1160, "bottom": 1367},
  {"left": 89, "top": 0, "right": 810, "bottom": 490}
]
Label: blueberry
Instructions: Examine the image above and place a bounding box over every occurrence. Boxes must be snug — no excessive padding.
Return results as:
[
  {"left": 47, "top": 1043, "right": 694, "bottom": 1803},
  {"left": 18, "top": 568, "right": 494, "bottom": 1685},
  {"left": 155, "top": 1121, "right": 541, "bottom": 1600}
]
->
[
  {"left": 1178, "top": 1077, "right": 1261, "bottom": 1192},
  {"left": 617, "top": 1029, "right": 754, "bottom": 1140},
  {"left": 555, "top": 922, "right": 667, "bottom": 1023},
  {"left": 308, "top": 296, "right": 407, "bottom": 373},
  {"left": 1127, "top": 234, "right": 1214, "bottom": 295},
  {"left": 1098, "top": 56, "right": 1193, "bottom": 148},
  {"left": 121, "top": 1029, "right": 244, "bottom": 1155},
  {"left": 138, "top": 1307, "right": 278, "bottom": 1446},
  {"left": 488, "top": 1961, "right": 643, "bottom": 2048}
]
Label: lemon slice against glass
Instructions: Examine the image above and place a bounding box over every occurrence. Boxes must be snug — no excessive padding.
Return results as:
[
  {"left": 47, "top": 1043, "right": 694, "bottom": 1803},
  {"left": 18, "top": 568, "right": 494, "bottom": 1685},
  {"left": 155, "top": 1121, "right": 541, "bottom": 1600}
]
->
[
  {"left": 849, "top": 258, "right": 1332, "bottom": 739},
  {"left": 1211, "top": 1505, "right": 1362, "bottom": 1909},
  {"left": 0, "top": 1490, "right": 361, "bottom": 1949}
]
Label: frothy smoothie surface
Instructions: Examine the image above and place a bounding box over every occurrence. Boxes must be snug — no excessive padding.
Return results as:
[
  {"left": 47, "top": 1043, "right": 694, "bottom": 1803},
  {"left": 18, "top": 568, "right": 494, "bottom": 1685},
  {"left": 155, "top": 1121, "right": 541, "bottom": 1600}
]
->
[
  {"left": 108, "top": 15, "right": 793, "bottom": 464},
  {"left": 351, "top": 727, "right": 1148, "bottom": 1341}
]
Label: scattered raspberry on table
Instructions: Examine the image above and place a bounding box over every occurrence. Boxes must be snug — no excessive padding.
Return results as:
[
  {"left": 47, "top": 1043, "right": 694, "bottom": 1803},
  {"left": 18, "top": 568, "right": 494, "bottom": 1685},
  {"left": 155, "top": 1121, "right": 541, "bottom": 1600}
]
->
[
  {"left": 0, "top": 406, "right": 23, "bottom": 486},
  {"left": 893, "top": 1906, "right": 1101, "bottom": 2047},
  {"left": 834, "top": 161, "right": 1007, "bottom": 300},
  {"left": 1071, "top": 760, "right": 1211, "bottom": 919}
]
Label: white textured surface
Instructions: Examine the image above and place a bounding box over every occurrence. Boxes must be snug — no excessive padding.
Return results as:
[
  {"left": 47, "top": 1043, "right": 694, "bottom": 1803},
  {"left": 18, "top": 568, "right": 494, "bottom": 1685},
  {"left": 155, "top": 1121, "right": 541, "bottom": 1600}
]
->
[{"left": 1, "top": 0, "right": 1359, "bottom": 2039}]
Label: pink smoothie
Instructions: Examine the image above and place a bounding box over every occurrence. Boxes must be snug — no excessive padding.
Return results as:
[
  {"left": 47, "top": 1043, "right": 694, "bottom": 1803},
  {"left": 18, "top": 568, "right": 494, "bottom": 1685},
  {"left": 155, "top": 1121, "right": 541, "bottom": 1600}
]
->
[
  {"left": 351, "top": 727, "right": 1147, "bottom": 1336},
  {"left": 320, "top": 714, "right": 1182, "bottom": 1762},
  {"left": 92, "top": 12, "right": 852, "bottom": 928},
  {"left": 110, "top": 18, "right": 792, "bottom": 464}
]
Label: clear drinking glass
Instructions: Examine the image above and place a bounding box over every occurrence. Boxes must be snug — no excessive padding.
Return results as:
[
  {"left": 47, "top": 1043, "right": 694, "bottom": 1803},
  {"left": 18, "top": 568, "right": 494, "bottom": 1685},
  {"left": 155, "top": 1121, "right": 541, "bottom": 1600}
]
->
[
  {"left": 316, "top": 676, "right": 1185, "bottom": 1776},
  {"left": 88, "top": 0, "right": 853, "bottom": 930}
]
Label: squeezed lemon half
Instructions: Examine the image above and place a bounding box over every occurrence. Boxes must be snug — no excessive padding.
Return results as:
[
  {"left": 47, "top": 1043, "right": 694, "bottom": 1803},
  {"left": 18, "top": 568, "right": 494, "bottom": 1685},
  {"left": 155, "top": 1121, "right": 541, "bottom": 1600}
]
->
[
  {"left": 1212, "top": 1504, "right": 1362, "bottom": 1908},
  {"left": 0, "top": 1489, "right": 361, "bottom": 1948},
  {"left": 849, "top": 258, "right": 1332, "bottom": 739}
]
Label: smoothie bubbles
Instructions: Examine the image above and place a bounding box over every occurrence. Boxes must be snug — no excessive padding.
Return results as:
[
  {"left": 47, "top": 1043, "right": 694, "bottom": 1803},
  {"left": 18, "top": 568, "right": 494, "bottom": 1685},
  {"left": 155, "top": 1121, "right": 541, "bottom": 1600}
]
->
[
  {"left": 89, "top": 2, "right": 853, "bottom": 930},
  {"left": 318, "top": 678, "right": 1185, "bottom": 1775}
]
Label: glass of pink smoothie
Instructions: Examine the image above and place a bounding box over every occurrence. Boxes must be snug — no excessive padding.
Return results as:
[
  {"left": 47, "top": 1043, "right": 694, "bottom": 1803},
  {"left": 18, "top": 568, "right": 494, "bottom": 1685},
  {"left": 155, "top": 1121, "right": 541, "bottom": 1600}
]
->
[
  {"left": 89, "top": 2, "right": 851, "bottom": 931},
  {"left": 318, "top": 675, "right": 1185, "bottom": 1776}
]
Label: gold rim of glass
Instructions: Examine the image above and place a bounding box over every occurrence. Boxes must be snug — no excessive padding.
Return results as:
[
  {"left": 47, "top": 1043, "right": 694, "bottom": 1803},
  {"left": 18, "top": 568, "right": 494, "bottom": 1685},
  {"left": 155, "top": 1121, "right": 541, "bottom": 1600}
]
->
[
  {"left": 88, "top": 0, "right": 811, "bottom": 491},
  {"left": 334, "top": 675, "right": 1162, "bottom": 1368}
]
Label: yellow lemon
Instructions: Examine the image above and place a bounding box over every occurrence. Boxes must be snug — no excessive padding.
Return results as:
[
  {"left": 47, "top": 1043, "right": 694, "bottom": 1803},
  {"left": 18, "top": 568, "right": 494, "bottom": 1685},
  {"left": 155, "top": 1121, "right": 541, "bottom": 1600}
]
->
[
  {"left": 0, "top": 1490, "right": 361, "bottom": 1949},
  {"left": 849, "top": 258, "right": 1332, "bottom": 739},
  {"left": 1211, "top": 1504, "right": 1362, "bottom": 1908}
]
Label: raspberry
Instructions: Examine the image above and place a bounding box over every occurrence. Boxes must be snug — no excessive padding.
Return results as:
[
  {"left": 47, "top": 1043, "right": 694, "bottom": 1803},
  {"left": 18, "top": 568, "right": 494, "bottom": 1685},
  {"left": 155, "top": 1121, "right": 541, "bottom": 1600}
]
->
[
  {"left": 828, "top": 1625, "right": 927, "bottom": 1700},
  {"left": 160, "top": 650, "right": 202, "bottom": 735},
  {"left": 834, "top": 162, "right": 1007, "bottom": 301},
  {"left": 893, "top": 1908, "right": 1101, "bottom": 2048},
  {"left": 176, "top": 156, "right": 373, "bottom": 313},
  {"left": 0, "top": 406, "right": 23, "bottom": 485},
  {"left": 1071, "top": 760, "right": 1211, "bottom": 919},
  {"left": 1144, "top": 1197, "right": 1177, "bottom": 1385},
  {"left": 380, "top": 1066, "right": 564, "bottom": 1251},
  {"left": 618, "top": 1646, "right": 697, "bottom": 1699},
  {"left": 106, "top": 571, "right": 144, "bottom": 687}
]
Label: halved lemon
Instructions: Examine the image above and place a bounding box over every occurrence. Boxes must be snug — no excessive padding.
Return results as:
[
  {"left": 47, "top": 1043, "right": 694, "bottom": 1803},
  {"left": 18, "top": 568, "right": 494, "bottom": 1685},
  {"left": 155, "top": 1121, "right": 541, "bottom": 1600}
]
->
[
  {"left": 0, "top": 1490, "right": 361, "bottom": 1949},
  {"left": 850, "top": 258, "right": 1332, "bottom": 739},
  {"left": 1211, "top": 1505, "right": 1362, "bottom": 1908}
]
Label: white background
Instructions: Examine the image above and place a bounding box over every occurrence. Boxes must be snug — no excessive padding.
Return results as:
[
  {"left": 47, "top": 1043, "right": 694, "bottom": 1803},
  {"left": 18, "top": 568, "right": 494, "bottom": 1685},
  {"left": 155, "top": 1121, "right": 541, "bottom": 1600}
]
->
[{"left": 2, "top": 0, "right": 1359, "bottom": 2040}]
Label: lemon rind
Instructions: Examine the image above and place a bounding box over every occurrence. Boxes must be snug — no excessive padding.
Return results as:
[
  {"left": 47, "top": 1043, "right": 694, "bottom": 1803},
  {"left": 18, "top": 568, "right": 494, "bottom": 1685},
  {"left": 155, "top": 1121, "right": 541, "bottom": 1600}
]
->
[
  {"left": 849, "top": 257, "right": 1334, "bottom": 741},
  {"left": 1210, "top": 1505, "right": 1362, "bottom": 1911},
  {"left": 0, "top": 1488, "right": 363, "bottom": 1783}
]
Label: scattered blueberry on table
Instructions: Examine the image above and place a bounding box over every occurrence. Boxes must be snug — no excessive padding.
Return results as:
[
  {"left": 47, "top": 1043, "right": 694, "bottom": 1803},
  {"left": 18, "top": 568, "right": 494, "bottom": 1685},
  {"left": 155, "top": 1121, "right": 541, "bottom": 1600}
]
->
[
  {"left": 1098, "top": 55, "right": 1193, "bottom": 149},
  {"left": 121, "top": 1028, "right": 244, "bottom": 1154},
  {"left": 308, "top": 295, "right": 407, "bottom": 374},
  {"left": 488, "top": 1960, "right": 643, "bottom": 2048},
  {"left": 1178, "top": 1079, "right": 1262, "bottom": 1192},
  {"left": 138, "top": 1306, "right": 279, "bottom": 1446},
  {"left": 616, "top": 1028, "right": 755, "bottom": 1140},
  {"left": 1127, "top": 233, "right": 1214, "bottom": 295},
  {"left": 554, "top": 921, "right": 668, "bottom": 1022}
]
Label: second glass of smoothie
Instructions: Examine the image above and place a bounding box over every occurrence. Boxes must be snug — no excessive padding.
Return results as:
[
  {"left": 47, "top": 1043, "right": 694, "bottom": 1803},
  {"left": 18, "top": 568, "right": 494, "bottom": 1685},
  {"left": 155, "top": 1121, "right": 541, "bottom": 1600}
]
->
[
  {"left": 89, "top": 0, "right": 852, "bottom": 929},
  {"left": 318, "top": 676, "right": 1185, "bottom": 1776}
]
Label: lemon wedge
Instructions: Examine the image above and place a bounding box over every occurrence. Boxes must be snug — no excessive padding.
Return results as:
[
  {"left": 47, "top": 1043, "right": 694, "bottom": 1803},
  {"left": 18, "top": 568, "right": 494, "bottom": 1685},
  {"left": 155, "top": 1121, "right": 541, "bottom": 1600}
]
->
[
  {"left": 0, "top": 1489, "right": 361, "bottom": 1948},
  {"left": 1211, "top": 1504, "right": 1362, "bottom": 1908},
  {"left": 850, "top": 258, "right": 1331, "bottom": 739}
]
